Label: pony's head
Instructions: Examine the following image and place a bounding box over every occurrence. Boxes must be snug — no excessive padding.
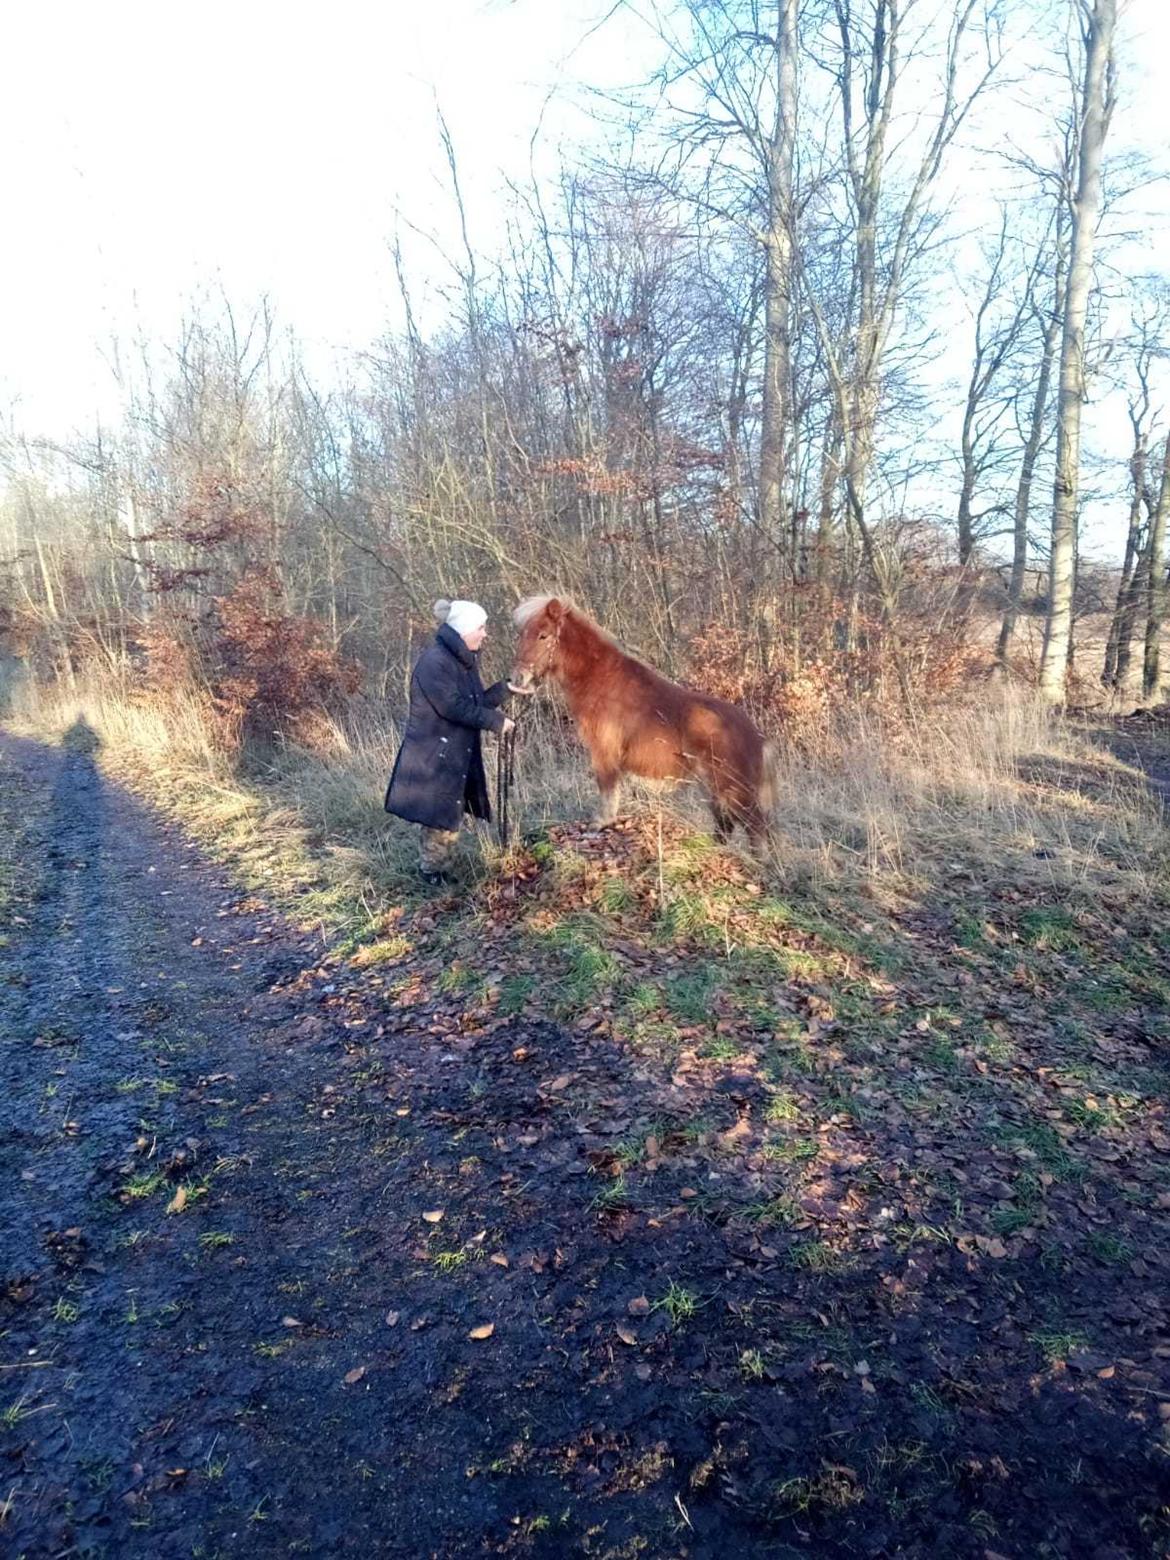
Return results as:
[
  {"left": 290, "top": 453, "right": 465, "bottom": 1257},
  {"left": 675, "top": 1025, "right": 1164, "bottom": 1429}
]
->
[{"left": 511, "top": 595, "right": 567, "bottom": 688}]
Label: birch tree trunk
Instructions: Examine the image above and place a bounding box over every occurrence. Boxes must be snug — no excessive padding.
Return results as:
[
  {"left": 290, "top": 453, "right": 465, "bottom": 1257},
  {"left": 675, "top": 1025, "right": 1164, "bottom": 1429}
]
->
[
  {"left": 1110, "top": 435, "right": 1150, "bottom": 694},
  {"left": 996, "top": 220, "right": 1067, "bottom": 667},
  {"left": 1038, "top": 0, "right": 1116, "bottom": 704},
  {"left": 758, "top": 0, "right": 798, "bottom": 561},
  {"left": 1143, "top": 434, "right": 1170, "bottom": 698}
]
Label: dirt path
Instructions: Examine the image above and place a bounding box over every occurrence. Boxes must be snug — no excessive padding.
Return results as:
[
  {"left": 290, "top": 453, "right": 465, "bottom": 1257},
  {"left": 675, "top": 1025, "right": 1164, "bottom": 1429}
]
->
[
  {"left": 1, "top": 729, "right": 570, "bottom": 1556},
  {"left": 3, "top": 725, "right": 1170, "bottom": 1559}
]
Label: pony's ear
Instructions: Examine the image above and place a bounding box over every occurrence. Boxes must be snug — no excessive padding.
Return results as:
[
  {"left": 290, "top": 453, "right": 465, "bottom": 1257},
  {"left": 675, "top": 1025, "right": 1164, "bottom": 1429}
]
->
[{"left": 546, "top": 598, "right": 565, "bottom": 623}]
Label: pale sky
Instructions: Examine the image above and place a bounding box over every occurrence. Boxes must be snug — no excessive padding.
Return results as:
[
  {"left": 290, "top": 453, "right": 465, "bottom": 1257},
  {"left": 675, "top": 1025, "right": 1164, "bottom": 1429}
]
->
[
  {"left": 2, "top": 0, "right": 1168, "bottom": 559},
  {"left": 2, "top": 0, "right": 656, "bottom": 432}
]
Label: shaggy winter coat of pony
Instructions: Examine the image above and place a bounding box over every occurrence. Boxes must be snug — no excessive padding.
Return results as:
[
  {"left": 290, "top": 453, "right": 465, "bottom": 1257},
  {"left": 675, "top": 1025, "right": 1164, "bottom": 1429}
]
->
[{"left": 511, "top": 595, "right": 777, "bottom": 844}]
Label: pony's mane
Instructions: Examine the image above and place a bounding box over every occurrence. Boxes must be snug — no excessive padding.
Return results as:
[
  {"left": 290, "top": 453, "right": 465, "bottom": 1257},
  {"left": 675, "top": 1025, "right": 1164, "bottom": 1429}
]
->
[
  {"left": 513, "top": 595, "right": 623, "bottom": 653},
  {"left": 513, "top": 595, "right": 557, "bottom": 629}
]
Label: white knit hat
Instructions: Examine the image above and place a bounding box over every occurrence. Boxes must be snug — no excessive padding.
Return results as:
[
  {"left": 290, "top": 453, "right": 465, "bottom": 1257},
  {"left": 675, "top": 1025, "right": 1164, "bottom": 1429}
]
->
[{"left": 440, "top": 599, "right": 487, "bottom": 638}]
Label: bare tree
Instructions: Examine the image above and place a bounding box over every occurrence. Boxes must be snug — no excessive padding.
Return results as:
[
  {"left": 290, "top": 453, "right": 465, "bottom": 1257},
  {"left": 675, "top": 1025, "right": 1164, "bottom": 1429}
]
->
[
  {"left": 954, "top": 208, "right": 1053, "bottom": 620},
  {"left": 759, "top": 0, "right": 800, "bottom": 556},
  {"left": 996, "top": 190, "right": 1069, "bottom": 667},
  {"left": 1038, "top": 0, "right": 1117, "bottom": 704},
  {"left": 1102, "top": 293, "right": 1164, "bottom": 692},
  {"left": 1142, "top": 433, "right": 1170, "bottom": 698}
]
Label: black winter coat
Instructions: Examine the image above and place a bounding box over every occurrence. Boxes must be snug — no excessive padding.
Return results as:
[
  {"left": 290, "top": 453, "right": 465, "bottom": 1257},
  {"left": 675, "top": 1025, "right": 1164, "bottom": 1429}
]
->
[{"left": 383, "top": 624, "right": 509, "bottom": 831}]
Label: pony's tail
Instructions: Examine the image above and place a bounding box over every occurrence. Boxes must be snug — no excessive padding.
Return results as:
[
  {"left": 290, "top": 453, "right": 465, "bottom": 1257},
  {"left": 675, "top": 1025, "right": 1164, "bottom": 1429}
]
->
[{"left": 758, "top": 739, "right": 780, "bottom": 816}]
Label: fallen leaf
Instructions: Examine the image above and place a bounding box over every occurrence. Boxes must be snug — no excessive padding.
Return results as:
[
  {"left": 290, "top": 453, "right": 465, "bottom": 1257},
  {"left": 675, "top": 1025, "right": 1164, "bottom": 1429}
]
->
[
  {"left": 615, "top": 1325, "right": 638, "bottom": 1346},
  {"left": 385, "top": 1310, "right": 400, "bottom": 1327},
  {"left": 166, "top": 1185, "right": 187, "bottom": 1215},
  {"left": 281, "top": 1316, "right": 303, "bottom": 1328},
  {"left": 627, "top": 1296, "right": 650, "bottom": 1316},
  {"left": 344, "top": 1365, "right": 367, "bottom": 1385},
  {"left": 489, "top": 1253, "right": 509, "bottom": 1268},
  {"left": 974, "top": 1235, "right": 1008, "bottom": 1259},
  {"left": 422, "top": 1210, "right": 444, "bottom": 1224},
  {"left": 468, "top": 1323, "right": 495, "bottom": 1340}
]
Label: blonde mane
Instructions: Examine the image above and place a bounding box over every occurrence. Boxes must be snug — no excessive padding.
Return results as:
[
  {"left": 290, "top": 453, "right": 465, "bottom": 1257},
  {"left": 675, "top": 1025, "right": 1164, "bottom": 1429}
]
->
[
  {"left": 513, "top": 594, "right": 624, "bottom": 652},
  {"left": 513, "top": 595, "right": 558, "bottom": 629}
]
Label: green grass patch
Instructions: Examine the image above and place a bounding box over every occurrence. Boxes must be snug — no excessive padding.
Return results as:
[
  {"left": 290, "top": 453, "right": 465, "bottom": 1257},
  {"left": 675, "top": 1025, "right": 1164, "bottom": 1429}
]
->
[
  {"left": 657, "top": 891, "right": 722, "bottom": 944},
  {"left": 591, "top": 1175, "right": 631, "bottom": 1212},
  {"left": 663, "top": 966, "right": 722, "bottom": 1024},
  {"left": 1087, "top": 1231, "right": 1133, "bottom": 1265},
  {"left": 990, "top": 1205, "right": 1035, "bottom": 1237},
  {"left": 772, "top": 1467, "right": 864, "bottom": 1516},
  {"left": 743, "top": 1195, "right": 801, "bottom": 1227},
  {"left": 761, "top": 1135, "right": 818, "bottom": 1164},
  {"left": 121, "top": 1169, "right": 167, "bottom": 1201},
  {"left": 496, "top": 973, "right": 534, "bottom": 1014},
  {"left": 625, "top": 981, "right": 662, "bottom": 1017},
  {"left": 351, "top": 934, "right": 412, "bottom": 968},
  {"left": 199, "top": 1231, "right": 235, "bottom": 1250},
  {"left": 953, "top": 910, "right": 987, "bottom": 949},
  {"left": 652, "top": 1280, "right": 699, "bottom": 1326},
  {"left": 995, "top": 1121, "right": 1084, "bottom": 1180},
  {"left": 436, "top": 961, "right": 482, "bottom": 996},
  {"left": 790, "top": 1239, "right": 849, "bottom": 1273},
  {"left": 1062, "top": 1096, "right": 1122, "bottom": 1133},
  {"left": 764, "top": 1089, "right": 803, "bottom": 1125},
  {"left": 1019, "top": 906, "right": 1081, "bottom": 952},
  {"left": 597, "top": 875, "right": 635, "bottom": 914},
  {"left": 1028, "top": 1328, "right": 1089, "bottom": 1363}
]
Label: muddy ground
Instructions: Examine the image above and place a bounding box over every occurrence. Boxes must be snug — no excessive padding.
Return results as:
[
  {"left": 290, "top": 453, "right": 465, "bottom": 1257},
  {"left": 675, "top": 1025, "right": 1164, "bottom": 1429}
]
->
[{"left": 2, "top": 722, "right": 1170, "bottom": 1559}]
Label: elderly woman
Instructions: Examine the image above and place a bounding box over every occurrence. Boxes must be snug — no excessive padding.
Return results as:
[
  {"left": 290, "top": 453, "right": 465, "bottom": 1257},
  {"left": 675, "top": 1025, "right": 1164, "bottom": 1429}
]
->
[{"left": 384, "top": 599, "right": 529, "bottom": 884}]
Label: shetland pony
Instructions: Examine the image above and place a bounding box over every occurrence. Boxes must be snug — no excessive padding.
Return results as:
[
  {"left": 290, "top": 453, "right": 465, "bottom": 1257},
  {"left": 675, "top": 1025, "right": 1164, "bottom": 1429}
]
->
[{"left": 512, "top": 596, "right": 778, "bottom": 845}]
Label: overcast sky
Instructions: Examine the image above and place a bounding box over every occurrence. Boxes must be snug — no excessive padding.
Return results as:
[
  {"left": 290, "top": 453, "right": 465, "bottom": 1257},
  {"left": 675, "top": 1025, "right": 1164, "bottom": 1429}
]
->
[{"left": 2, "top": 0, "right": 1168, "bottom": 558}]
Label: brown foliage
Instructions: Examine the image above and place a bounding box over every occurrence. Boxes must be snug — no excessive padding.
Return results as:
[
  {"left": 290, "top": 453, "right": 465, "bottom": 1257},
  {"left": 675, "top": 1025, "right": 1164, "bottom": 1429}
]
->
[
  {"left": 127, "top": 570, "right": 360, "bottom": 749},
  {"left": 688, "top": 591, "right": 987, "bottom": 747},
  {"left": 134, "top": 618, "right": 200, "bottom": 694},
  {"left": 207, "top": 569, "right": 360, "bottom": 747}
]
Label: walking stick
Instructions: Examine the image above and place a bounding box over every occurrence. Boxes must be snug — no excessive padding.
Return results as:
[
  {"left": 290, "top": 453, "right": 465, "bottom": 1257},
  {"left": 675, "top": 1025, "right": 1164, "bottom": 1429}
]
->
[{"left": 496, "top": 720, "right": 517, "bottom": 848}]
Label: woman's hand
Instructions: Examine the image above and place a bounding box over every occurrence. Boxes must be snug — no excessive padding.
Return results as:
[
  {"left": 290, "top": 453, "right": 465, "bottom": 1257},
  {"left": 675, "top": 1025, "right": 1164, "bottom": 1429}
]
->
[
  {"left": 502, "top": 718, "right": 516, "bottom": 735},
  {"left": 507, "top": 682, "right": 535, "bottom": 696}
]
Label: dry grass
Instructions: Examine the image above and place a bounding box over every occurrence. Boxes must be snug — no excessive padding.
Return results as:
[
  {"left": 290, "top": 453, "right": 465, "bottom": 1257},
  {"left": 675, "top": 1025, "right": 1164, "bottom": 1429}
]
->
[
  {"left": 6, "top": 668, "right": 1166, "bottom": 935},
  {"left": 769, "top": 692, "right": 1165, "bottom": 899}
]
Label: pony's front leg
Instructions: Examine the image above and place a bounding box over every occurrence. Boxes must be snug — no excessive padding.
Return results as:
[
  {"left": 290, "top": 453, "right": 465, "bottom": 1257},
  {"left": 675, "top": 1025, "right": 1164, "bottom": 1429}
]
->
[
  {"left": 592, "top": 768, "right": 622, "bottom": 826},
  {"left": 710, "top": 801, "right": 734, "bottom": 844}
]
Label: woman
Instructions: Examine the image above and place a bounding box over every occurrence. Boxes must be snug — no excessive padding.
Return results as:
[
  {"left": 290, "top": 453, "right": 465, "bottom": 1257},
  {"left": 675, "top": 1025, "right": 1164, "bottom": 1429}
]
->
[{"left": 384, "top": 599, "right": 529, "bottom": 884}]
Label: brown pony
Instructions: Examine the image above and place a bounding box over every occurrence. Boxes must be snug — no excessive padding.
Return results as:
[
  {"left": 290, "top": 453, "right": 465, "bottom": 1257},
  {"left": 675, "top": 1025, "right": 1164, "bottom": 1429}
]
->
[{"left": 511, "top": 596, "right": 777, "bottom": 845}]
